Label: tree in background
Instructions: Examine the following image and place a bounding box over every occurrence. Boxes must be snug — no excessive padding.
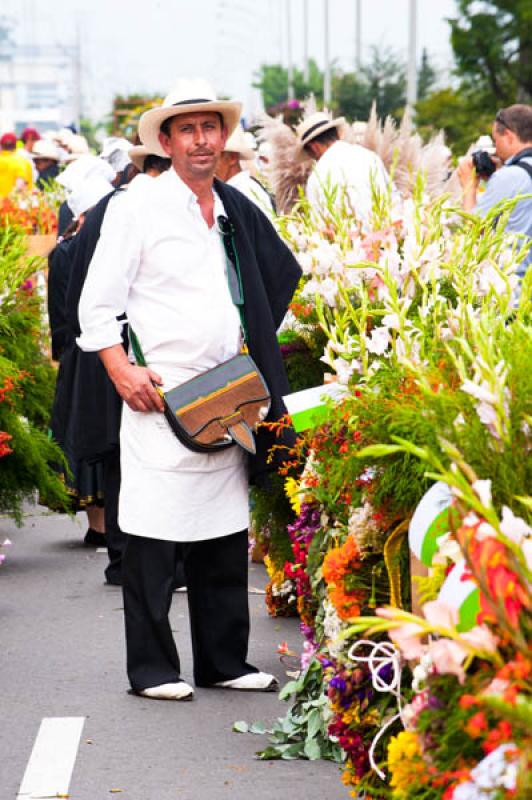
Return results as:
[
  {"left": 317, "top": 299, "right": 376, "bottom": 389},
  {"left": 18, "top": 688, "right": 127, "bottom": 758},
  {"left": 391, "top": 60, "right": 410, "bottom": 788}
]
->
[
  {"left": 417, "top": 47, "right": 437, "bottom": 101},
  {"left": 255, "top": 48, "right": 411, "bottom": 121},
  {"left": 415, "top": 88, "right": 493, "bottom": 156},
  {"left": 449, "top": 0, "right": 532, "bottom": 104}
]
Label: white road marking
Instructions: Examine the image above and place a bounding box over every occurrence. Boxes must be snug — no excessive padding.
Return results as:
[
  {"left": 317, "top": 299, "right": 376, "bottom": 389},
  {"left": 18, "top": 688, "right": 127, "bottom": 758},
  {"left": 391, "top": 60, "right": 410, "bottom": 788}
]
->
[{"left": 17, "top": 717, "right": 85, "bottom": 799}]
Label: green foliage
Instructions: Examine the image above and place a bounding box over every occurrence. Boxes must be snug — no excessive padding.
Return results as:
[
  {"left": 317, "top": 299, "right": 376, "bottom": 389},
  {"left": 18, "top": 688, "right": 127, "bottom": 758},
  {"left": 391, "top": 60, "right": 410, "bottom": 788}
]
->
[
  {"left": 417, "top": 48, "right": 437, "bottom": 101},
  {"left": 415, "top": 88, "right": 494, "bottom": 157},
  {"left": 449, "top": 0, "right": 532, "bottom": 104},
  {"left": 0, "top": 227, "right": 68, "bottom": 522},
  {"left": 250, "top": 473, "right": 293, "bottom": 565},
  {"left": 253, "top": 59, "right": 325, "bottom": 110},
  {"left": 237, "top": 658, "right": 344, "bottom": 763}
]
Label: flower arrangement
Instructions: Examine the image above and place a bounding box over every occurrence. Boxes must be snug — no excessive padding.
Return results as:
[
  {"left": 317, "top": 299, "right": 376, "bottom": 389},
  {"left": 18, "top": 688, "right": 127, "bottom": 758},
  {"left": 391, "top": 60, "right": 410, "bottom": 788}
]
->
[
  {"left": 0, "top": 227, "right": 68, "bottom": 524},
  {"left": 247, "top": 178, "right": 531, "bottom": 797},
  {"left": 0, "top": 187, "right": 59, "bottom": 235}
]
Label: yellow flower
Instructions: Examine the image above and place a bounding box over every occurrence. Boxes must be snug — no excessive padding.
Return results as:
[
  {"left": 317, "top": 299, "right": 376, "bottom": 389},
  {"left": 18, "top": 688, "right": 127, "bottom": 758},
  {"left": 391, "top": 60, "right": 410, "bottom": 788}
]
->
[
  {"left": 284, "top": 477, "right": 302, "bottom": 515},
  {"left": 387, "top": 731, "right": 426, "bottom": 797}
]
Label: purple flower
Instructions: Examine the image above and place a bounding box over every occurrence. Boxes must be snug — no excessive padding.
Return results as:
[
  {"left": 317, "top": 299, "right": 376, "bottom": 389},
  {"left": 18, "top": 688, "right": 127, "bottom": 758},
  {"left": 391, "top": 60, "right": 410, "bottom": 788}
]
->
[{"left": 329, "top": 676, "right": 347, "bottom": 692}]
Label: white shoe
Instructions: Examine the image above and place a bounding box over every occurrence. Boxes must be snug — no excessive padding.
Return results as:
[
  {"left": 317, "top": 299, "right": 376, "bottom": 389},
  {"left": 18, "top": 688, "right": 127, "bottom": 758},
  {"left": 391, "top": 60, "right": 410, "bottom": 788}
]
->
[
  {"left": 213, "top": 672, "right": 279, "bottom": 692},
  {"left": 139, "top": 681, "right": 194, "bottom": 701}
]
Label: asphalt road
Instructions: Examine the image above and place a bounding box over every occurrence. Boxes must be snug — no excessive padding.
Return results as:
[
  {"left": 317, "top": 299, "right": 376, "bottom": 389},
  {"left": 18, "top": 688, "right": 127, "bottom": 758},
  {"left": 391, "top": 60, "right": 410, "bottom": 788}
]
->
[{"left": 0, "top": 506, "right": 347, "bottom": 800}]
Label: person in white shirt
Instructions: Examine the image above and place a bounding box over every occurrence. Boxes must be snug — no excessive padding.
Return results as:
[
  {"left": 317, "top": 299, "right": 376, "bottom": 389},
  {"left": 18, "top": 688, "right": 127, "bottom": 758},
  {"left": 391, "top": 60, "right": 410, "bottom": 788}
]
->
[
  {"left": 77, "top": 79, "right": 300, "bottom": 702},
  {"left": 216, "top": 124, "right": 275, "bottom": 217},
  {"left": 297, "top": 111, "right": 389, "bottom": 222}
]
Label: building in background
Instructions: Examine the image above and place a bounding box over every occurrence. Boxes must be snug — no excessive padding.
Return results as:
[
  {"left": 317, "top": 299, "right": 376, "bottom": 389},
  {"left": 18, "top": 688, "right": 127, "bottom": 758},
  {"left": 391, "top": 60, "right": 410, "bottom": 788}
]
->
[{"left": 0, "top": 15, "right": 79, "bottom": 134}]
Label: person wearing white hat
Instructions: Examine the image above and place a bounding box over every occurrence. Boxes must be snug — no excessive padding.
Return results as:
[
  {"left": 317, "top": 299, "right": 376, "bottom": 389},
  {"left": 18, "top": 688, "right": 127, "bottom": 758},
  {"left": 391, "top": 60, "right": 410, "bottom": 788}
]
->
[
  {"left": 297, "top": 110, "right": 389, "bottom": 222},
  {"left": 47, "top": 173, "right": 115, "bottom": 547},
  {"left": 128, "top": 145, "right": 171, "bottom": 176},
  {"left": 216, "top": 125, "right": 275, "bottom": 217},
  {"left": 56, "top": 156, "right": 116, "bottom": 236},
  {"left": 77, "top": 77, "right": 301, "bottom": 702},
  {"left": 32, "top": 139, "right": 61, "bottom": 189}
]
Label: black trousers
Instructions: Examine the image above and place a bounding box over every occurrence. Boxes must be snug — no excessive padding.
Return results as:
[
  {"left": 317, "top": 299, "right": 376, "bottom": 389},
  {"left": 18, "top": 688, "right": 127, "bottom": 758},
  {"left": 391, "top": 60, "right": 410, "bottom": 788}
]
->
[
  {"left": 102, "top": 448, "right": 126, "bottom": 585},
  {"left": 122, "top": 529, "right": 257, "bottom": 691}
]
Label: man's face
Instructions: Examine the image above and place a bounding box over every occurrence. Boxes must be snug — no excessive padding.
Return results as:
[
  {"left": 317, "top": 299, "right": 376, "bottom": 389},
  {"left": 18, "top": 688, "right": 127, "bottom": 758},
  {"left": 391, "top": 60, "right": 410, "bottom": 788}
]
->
[
  {"left": 158, "top": 111, "right": 227, "bottom": 181},
  {"left": 215, "top": 151, "right": 239, "bottom": 182},
  {"left": 34, "top": 157, "right": 55, "bottom": 173},
  {"left": 492, "top": 121, "right": 519, "bottom": 162}
]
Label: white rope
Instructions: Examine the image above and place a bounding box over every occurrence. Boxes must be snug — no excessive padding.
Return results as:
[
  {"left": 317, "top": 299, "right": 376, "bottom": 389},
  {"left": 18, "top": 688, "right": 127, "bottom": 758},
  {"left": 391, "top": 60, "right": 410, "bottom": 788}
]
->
[{"left": 347, "top": 639, "right": 405, "bottom": 780}]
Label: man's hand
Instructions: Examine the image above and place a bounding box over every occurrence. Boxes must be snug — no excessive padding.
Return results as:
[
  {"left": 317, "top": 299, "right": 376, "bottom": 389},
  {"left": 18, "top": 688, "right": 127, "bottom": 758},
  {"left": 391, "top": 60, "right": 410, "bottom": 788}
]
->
[
  {"left": 457, "top": 156, "right": 480, "bottom": 211},
  {"left": 99, "top": 344, "right": 164, "bottom": 412},
  {"left": 457, "top": 156, "right": 478, "bottom": 188}
]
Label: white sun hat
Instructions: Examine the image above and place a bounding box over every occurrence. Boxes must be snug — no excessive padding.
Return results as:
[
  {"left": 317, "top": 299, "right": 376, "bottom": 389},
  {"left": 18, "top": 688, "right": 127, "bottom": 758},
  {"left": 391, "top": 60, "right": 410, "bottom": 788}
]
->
[
  {"left": 295, "top": 111, "right": 345, "bottom": 154},
  {"left": 57, "top": 155, "right": 116, "bottom": 192},
  {"left": 31, "top": 139, "right": 61, "bottom": 161},
  {"left": 100, "top": 137, "right": 132, "bottom": 172},
  {"left": 138, "top": 78, "right": 242, "bottom": 158},
  {"left": 224, "top": 124, "right": 255, "bottom": 160},
  {"left": 62, "top": 134, "right": 90, "bottom": 162},
  {"left": 66, "top": 175, "right": 114, "bottom": 219}
]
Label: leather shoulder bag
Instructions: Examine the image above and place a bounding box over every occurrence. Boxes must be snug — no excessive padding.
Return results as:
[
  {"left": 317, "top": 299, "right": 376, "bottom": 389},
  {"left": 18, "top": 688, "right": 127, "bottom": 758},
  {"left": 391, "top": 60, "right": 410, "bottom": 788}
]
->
[{"left": 129, "top": 214, "right": 271, "bottom": 455}]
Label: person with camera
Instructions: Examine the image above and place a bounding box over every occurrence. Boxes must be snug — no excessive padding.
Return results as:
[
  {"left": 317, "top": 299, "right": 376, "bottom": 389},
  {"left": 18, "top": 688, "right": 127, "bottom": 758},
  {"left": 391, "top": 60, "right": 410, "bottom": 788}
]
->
[{"left": 457, "top": 104, "right": 532, "bottom": 278}]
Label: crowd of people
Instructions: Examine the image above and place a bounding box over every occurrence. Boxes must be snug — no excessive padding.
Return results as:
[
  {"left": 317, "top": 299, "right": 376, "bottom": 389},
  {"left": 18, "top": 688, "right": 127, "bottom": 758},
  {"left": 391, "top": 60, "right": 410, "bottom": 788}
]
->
[{"left": 1, "top": 83, "right": 531, "bottom": 705}]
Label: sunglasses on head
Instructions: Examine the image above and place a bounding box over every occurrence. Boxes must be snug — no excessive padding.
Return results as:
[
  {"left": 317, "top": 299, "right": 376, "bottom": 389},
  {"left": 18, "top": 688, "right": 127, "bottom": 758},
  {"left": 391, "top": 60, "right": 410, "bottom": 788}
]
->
[{"left": 495, "top": 110, "right": 514, "bottom": 133}]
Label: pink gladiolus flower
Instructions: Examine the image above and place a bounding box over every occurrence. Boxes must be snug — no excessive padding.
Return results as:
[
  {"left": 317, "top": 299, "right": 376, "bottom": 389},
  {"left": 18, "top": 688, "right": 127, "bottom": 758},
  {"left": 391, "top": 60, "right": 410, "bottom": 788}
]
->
[{"left": 427, "top": 639, "right": 467, "bottom": 683}]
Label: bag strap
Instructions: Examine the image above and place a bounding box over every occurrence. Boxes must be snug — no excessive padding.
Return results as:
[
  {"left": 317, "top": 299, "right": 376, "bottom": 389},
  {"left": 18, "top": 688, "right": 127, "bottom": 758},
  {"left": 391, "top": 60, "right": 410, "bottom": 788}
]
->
[
  {"left": 130, "top": 213, "right": 247, "bottom": 367},
  {"left": 217, "top": 214, "right": 248, "bottom": 343}
]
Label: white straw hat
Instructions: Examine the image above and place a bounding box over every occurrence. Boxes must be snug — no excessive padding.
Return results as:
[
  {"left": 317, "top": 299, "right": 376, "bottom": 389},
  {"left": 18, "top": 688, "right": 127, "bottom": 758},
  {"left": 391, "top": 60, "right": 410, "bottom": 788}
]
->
[
  {"left": 63, "top": 134, "right": 90, "bottom": 162},
  {"left": 138, "top": 78, "right": 241, "bottom": 158},
  {"left": 224, "top": 125, "right": 255, "bottom": 160},
  {"left": 295, "top": 111, "right": 345, "bottom": 154},
  {"left": 31, "top": 139, "right": 61, "bottom": 161},
  {"left": 128, "top": 145, "right": 154, "bottom": 172}
]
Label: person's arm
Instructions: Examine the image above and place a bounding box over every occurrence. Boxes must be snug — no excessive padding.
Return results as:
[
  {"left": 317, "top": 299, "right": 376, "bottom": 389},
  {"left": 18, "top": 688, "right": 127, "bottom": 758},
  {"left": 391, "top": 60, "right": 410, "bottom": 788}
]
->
[{"left": 77, "top": 194, "right": 163, "bottom": 413}]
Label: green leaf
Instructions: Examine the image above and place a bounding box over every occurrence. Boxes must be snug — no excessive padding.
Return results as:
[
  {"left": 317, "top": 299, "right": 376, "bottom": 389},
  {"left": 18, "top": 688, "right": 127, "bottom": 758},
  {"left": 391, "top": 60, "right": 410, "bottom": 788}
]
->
[
  {"left": 281, "top": 742, "right": 305, "bottom": 760},
  {"left": 249, "top": 721, "right": 267, "bottom": 735},
  {"left": 356, "top": 443, "right": 405, "bottom": 459},
  {"left": 304, "top": 737, "right": 323, "bottom": 761},
  {"left": 232, "top": 720, "right": 249, "bottom": 734},
  {"left": 307, "top": 708, "right": 322, "bottom": 740},
  {"left": 278, "top": 680, "right": 300, "bottom": 700}
]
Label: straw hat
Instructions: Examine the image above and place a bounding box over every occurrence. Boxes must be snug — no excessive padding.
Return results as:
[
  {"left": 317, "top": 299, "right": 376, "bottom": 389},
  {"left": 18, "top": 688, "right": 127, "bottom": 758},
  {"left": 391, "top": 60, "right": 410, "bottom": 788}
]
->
[
  {"left": 138, "top": 78, "right": 241, "bottom": 158},
  {"left": 128, "top": 145, "right": 151, "bottom": 172},
  {"left": 31, "top": 139, "right": 61, "bottom": 161},
  {"left": 224, "top": 125, "right": 255, "bottom": 160},
  {"left": 295, "top": 111, "right": 345, "bottom": 154},
  {"left": 63, "top": 134, "right": 90, "bottom": 162},
  {"left": 57, "top": 155, "right": 116, "bottom": 192}
]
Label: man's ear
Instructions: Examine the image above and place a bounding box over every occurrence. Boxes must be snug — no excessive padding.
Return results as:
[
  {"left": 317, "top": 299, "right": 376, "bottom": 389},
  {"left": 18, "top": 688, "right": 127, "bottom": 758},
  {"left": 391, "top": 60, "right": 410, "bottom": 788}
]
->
[
  {"left": 158, "top": 130, "right": 172, "bottom": 157},
  {"left": 220, "top": 125, "right": 228, "bottom": 149}
]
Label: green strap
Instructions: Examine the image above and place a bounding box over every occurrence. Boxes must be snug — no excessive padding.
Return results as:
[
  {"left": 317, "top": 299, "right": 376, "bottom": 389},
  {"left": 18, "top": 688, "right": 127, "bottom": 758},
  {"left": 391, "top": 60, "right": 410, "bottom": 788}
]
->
[{"left": 129, "top": 214, "right": 247, "bottom": 366}]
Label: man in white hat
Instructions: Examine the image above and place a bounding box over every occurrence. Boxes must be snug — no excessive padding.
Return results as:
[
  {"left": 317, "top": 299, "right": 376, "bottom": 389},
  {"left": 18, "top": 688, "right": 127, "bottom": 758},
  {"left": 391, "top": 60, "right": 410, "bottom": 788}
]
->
[
  {"left": 77, "top": 78, "right": 301, "bottom": 702},
  {"left": 297, "top": 111, "right": 389, "bottom": 222},
  {"left": 216, "top": 125, "right": 275, "bottom": 217},
  {"left": 32, "top": 139, "right": 61, "bottom": 189}
]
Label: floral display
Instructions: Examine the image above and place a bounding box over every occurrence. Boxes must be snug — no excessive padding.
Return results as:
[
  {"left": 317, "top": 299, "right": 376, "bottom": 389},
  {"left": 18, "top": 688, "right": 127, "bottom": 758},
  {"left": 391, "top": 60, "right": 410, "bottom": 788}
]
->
[
  {"left": 0, "top": 227, "right": 68, "bottom": 524},
  {"left": 0, "top": 187, "right": 59, "bottom": 235},
  {"left": 247, "top": 178, "right": 531, "bottom": 798}
]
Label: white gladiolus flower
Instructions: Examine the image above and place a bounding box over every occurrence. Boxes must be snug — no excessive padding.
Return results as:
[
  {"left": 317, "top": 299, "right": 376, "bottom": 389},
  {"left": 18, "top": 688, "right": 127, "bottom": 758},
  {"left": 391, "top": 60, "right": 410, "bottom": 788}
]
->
[
  {"left": 472, "top": 479, "right": 493, "bottom": 508},
  {"left": 366, "top": 326, "right": 391, "bottom": 355}
]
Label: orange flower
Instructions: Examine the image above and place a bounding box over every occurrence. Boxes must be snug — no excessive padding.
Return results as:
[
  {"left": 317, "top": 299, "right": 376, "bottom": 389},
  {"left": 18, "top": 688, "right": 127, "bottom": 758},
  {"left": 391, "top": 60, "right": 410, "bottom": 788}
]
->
[{"left": 465, "top": 711, "right": 488, "bottom": 738}]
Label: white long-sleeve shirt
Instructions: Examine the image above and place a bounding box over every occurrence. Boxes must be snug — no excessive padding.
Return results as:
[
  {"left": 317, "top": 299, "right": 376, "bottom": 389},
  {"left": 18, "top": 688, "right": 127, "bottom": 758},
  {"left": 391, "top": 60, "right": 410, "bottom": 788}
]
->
[
  {"left": 306, "top": 140, "right": 389, "bottom": 222},
  {"left": 77, "top": 168, "right": 248, "bottom": 542}
]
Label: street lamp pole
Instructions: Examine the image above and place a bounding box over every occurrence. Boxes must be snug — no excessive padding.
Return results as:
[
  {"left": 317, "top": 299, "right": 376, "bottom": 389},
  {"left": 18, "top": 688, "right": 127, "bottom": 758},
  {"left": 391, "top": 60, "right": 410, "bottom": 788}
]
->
[
  {"left": 303, "top": 0, "right": 309, "bottom": 83},
  {"left": 287, "top": 0, "right": 294, "bottom": 100},
  {"left": 406, "top": 0, "right": 418, "bottom": 112},
  {"left": 323, "top": 0, "right": 331, "bottom": 104},
  {"left": 355, "top": 0, "right": 362, "bottom": 71}
]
